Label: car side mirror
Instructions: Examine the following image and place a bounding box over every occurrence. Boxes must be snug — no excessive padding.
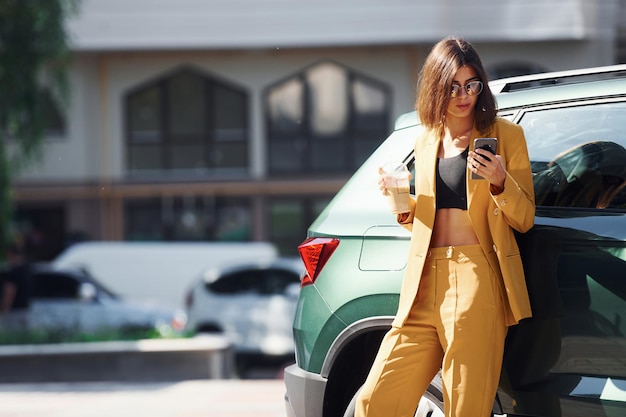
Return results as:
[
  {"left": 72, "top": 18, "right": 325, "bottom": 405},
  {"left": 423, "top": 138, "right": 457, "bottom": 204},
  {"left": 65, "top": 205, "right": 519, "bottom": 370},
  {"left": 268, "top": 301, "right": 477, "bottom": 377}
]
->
[{"left": 78, "top": 282, "right": 97, "bottom": 301}]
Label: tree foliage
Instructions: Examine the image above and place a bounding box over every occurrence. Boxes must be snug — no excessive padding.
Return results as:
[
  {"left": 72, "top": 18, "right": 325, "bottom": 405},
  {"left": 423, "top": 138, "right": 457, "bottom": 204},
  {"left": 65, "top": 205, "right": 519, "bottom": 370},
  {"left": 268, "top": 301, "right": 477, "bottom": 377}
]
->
[{"left": 0, "top": 0, "right": 77, "bottom": 257}]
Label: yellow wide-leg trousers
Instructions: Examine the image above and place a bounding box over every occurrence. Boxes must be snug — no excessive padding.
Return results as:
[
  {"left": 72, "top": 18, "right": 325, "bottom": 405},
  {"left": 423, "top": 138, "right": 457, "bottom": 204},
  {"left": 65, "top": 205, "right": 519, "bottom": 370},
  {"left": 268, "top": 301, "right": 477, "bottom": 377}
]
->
[{"left": 356, "top": 244, "right": 508, "bottom": 417}]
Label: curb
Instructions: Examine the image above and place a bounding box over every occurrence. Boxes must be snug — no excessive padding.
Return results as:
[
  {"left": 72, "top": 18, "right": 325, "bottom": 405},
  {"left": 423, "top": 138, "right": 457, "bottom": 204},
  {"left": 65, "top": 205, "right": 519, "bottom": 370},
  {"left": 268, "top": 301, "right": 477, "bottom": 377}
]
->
[{"left": 0, "top": 335, "right": 235, "bottom": 383}]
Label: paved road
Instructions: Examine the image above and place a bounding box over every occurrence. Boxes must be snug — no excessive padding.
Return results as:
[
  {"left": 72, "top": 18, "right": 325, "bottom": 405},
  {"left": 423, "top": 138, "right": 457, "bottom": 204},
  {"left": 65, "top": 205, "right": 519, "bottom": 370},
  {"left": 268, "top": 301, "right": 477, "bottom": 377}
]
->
[{"left": 0, "top": 379, "right": 286, "bottom": 417}]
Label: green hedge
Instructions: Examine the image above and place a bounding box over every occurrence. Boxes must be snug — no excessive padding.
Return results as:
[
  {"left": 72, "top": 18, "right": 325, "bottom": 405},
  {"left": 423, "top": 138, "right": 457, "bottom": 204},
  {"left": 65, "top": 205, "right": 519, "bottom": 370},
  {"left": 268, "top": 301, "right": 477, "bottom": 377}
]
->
[{"left": 0, "top": 328, "right": 193, "bottom": 345}]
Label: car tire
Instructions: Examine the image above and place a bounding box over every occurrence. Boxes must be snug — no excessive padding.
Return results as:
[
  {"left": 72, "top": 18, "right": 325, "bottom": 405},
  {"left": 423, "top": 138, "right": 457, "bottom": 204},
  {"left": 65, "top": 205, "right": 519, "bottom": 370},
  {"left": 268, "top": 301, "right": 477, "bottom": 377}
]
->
[{"left": 342, "top": 377, "right": 444, "bottom": 417}]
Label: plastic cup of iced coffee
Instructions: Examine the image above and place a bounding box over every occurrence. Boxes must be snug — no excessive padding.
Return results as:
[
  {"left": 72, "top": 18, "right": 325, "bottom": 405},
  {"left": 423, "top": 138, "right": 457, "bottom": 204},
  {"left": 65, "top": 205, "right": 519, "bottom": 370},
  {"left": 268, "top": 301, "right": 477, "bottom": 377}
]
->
[{"left": 381, "top": 161, "right": 411, "bottom": 214}]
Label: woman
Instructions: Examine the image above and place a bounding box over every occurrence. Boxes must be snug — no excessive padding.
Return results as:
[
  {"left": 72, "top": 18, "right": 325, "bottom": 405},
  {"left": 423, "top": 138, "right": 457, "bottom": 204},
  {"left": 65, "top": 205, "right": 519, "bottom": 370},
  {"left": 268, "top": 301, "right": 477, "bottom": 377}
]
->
[{"left": 357, "top": 37, "right": 535, "bottom": 417}]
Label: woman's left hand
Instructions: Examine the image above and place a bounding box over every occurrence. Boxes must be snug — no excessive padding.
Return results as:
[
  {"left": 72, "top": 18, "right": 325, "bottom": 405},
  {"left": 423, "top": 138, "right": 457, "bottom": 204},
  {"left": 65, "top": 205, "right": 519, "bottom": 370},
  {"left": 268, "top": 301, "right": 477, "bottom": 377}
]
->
[{"left": 468, "top": 148, "right": 506, "bottom": 192}]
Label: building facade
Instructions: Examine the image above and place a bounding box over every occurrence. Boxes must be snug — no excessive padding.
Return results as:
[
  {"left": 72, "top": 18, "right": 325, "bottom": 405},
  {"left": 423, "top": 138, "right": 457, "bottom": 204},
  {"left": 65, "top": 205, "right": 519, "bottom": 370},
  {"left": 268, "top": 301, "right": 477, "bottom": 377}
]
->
[{"left": 11, "top": 0, "right": 623, "bottom": 258}]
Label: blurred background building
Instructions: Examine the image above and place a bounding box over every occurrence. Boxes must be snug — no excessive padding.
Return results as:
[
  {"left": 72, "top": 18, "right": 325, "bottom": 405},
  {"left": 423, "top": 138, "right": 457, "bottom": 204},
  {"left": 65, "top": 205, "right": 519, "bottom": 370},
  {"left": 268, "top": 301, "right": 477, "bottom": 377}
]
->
[{"left": 10, "top": 0, "right": 626, "bottom": 258}]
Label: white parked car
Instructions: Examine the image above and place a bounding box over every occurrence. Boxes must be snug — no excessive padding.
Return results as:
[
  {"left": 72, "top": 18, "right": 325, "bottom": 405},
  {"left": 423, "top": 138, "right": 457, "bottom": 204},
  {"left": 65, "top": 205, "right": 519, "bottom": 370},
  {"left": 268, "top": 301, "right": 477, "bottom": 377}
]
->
[
  {"left": 184, "top": 257, "right": 303, "bottom": 357},
  {"left": 52, "top": 241, "right": 278, "bottom": 309},
  {"left": 0, "top": 263, "right": 187, "bottom": 336}
]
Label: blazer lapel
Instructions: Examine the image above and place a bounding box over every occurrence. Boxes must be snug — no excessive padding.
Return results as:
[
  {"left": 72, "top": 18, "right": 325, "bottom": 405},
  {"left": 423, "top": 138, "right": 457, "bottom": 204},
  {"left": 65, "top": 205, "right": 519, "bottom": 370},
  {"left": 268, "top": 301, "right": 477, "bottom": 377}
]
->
[
  {"left": 419, "top": 135, "right": 440, "bottom": 194},
  {"left": 467, "top": 125, "right": 481, "bottom": 213}
]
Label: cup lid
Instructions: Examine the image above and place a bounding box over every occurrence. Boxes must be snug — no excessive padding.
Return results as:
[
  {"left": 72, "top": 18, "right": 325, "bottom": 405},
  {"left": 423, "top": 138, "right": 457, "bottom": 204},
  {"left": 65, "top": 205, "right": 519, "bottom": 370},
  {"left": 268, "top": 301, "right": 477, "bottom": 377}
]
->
[{"left": 382, "top": 161, "right": 408, "bottom": 172}]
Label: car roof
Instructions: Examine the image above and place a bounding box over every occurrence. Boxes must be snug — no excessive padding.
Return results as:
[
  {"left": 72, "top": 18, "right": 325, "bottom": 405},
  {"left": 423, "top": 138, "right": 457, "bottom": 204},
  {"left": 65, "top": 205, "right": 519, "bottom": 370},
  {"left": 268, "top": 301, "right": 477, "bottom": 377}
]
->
[
  {"left": 488, "top": 64, "right": 626, "bottom": 94},
  {"left": 394, "top": 64, "right": 626, "bottom": 131}
]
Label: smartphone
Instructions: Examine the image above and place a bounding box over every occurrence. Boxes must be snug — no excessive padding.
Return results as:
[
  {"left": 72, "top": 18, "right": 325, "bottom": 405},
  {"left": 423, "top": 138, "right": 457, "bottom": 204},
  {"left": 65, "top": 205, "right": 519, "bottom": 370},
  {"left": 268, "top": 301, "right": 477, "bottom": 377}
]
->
[{"left": 471, "top": 137, "right": 498, "bottom": 180}]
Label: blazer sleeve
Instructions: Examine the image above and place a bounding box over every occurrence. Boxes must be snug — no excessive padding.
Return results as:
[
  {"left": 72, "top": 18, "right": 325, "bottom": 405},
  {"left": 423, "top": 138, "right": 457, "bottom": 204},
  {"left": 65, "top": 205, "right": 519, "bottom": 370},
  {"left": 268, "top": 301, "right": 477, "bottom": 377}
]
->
[{"left": 491, "top": 119, "right": 536, "bottom": 233}]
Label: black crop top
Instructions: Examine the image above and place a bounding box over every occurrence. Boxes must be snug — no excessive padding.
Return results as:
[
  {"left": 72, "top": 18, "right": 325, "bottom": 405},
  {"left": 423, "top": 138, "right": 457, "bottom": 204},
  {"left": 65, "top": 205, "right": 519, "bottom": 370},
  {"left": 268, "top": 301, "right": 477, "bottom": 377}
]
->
[{"left": 436, "top": 147, "right": 468, "bottom": 210}]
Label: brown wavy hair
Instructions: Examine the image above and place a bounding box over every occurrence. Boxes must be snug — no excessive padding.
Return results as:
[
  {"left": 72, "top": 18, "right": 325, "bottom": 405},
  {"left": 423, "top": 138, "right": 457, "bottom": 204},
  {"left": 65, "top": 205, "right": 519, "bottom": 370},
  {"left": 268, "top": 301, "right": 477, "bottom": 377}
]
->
[{"left": 416, "top": 36, "right": 497, "bottom": 138}]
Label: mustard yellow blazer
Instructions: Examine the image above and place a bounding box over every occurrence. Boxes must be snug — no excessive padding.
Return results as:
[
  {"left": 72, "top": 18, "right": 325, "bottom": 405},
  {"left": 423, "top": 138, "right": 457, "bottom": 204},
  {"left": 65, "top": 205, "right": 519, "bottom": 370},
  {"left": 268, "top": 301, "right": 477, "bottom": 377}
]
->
[{"left": 393, "top": 117, "right": 536, "bottom": 327}]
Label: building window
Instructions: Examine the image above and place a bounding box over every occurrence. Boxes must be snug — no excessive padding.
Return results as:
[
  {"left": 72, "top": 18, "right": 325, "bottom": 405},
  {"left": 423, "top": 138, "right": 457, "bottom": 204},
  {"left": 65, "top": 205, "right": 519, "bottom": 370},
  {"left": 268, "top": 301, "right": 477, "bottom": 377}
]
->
[
  {"left": 125, "top": 196, "right": 252, "bottom": 242},
  {"left": 265, "top": 61, "right": 391, "bottom": 175},
  {"left": 125, "top": 67, "right": 249, "bottom": 178},
  {"left": 268, "top": 196, "right": 332, "bottom": 255}
]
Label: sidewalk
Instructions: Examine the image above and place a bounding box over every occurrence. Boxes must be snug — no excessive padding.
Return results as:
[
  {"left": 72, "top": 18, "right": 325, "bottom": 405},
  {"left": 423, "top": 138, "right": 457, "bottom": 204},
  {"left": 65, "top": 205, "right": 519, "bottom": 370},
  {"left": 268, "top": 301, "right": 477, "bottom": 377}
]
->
[{"left": 0, "top": 379, "right": 286, "bottom": 417}]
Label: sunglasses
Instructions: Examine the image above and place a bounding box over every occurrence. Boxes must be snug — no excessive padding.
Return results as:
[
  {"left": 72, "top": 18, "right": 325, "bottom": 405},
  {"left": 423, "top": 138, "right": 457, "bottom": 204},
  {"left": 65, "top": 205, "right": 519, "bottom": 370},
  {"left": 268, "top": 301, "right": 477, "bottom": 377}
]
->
[{"left": 450, "top": 80, "right": 483, "bottom": 98}]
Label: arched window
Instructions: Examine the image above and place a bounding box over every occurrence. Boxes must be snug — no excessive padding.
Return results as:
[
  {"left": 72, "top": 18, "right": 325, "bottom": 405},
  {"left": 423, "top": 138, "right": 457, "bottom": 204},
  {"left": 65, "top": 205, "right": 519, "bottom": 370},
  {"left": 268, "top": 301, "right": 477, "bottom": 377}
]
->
[
  {"left": 264, "top": 61, "right": 391, "bottom": 174},
  {"left": 125, "top": 67, "right": 249, "bottom": 177}
]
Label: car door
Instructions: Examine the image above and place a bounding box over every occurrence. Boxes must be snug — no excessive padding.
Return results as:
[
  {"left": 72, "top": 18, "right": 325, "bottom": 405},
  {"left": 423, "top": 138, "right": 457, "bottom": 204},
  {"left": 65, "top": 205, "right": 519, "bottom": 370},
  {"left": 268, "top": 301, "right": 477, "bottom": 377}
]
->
[
  {"left": 501, "top": 99, "right": 626, "bottom": 416},
  {"left": 30, "top": 271, "right": 137, "bottom": 333}
]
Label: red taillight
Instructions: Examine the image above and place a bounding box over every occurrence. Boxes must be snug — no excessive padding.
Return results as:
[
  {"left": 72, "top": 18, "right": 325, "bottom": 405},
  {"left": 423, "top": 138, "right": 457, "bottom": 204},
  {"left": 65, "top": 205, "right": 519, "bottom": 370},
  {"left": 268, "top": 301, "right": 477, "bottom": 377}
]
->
[{"left": 297, "top": 237, "right": 340, "bottom": 287}]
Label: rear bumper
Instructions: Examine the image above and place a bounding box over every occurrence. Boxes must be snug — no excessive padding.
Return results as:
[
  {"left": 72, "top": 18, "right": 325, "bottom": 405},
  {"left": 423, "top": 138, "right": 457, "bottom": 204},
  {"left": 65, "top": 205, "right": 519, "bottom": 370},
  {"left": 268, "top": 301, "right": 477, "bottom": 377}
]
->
[{"left": 283, "top": 364, "right": 327, "bottom": 417}]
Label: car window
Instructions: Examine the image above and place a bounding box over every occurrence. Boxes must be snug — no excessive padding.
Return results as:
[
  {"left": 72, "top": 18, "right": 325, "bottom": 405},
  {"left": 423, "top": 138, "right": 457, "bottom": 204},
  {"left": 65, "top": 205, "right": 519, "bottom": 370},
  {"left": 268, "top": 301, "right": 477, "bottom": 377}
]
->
[
  {"left": 31, "top": 273, "right": 80, "bottom": 299},
  {"left": 208, "top": 270, "right": 260, "bottom": 294},
  {"left": 207, "top": 268, "right": 300, "bottom": 295},
  {"left": 262, "top": 269, "right": 300, "bottom": 295},
  {"left": 518, "top": 101, "right": 626, "bottom": 209}
]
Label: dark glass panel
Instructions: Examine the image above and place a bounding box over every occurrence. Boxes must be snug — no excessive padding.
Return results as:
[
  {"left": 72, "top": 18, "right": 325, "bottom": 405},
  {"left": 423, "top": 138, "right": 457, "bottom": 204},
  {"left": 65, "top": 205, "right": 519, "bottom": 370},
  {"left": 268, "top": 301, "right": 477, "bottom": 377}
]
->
[
  {"left": 310, "top": 138, "right": 345, "bottom": 171},
  {"left": 269, "top": 200, "right": 304, "bottom": 255},
  {"left": 125, "top": 199, "right": 164, "bottom": 241},
  {"left": 214, "top": 204, "right": 251, "bottom": 241},
  {"left": 168, "top": 72, "right": 205, "bottom": 137},
  {"left": 354, "top": 137, "right": 384, "bottom": 166},
  {"left": 269, "top": 138, "right": 304, "bottom": 173},
  {"left": 215, "top": 85, "right": 247, "bottom": 142},
  {"left": 128, "top": 144, "right": 162, "bottom": 171},
  {"left": 128, "top": 86, "right": 161, "bottom": 144},
  {"left": 171, "top": 196, "right": 209, "bottom": 241},
  {"left": 171, "top": 144, "right": 206, "bottom": 171},
  {"left": 211, "top": 141, "right": 248, "bottom": 170}
]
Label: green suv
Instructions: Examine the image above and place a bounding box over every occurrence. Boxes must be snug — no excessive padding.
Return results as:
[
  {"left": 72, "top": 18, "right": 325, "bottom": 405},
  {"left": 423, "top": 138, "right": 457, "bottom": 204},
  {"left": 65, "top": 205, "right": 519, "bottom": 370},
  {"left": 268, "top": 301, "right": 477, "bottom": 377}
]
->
[{"left": 284, "top": 65, "right": 626, "bottom": 417}]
